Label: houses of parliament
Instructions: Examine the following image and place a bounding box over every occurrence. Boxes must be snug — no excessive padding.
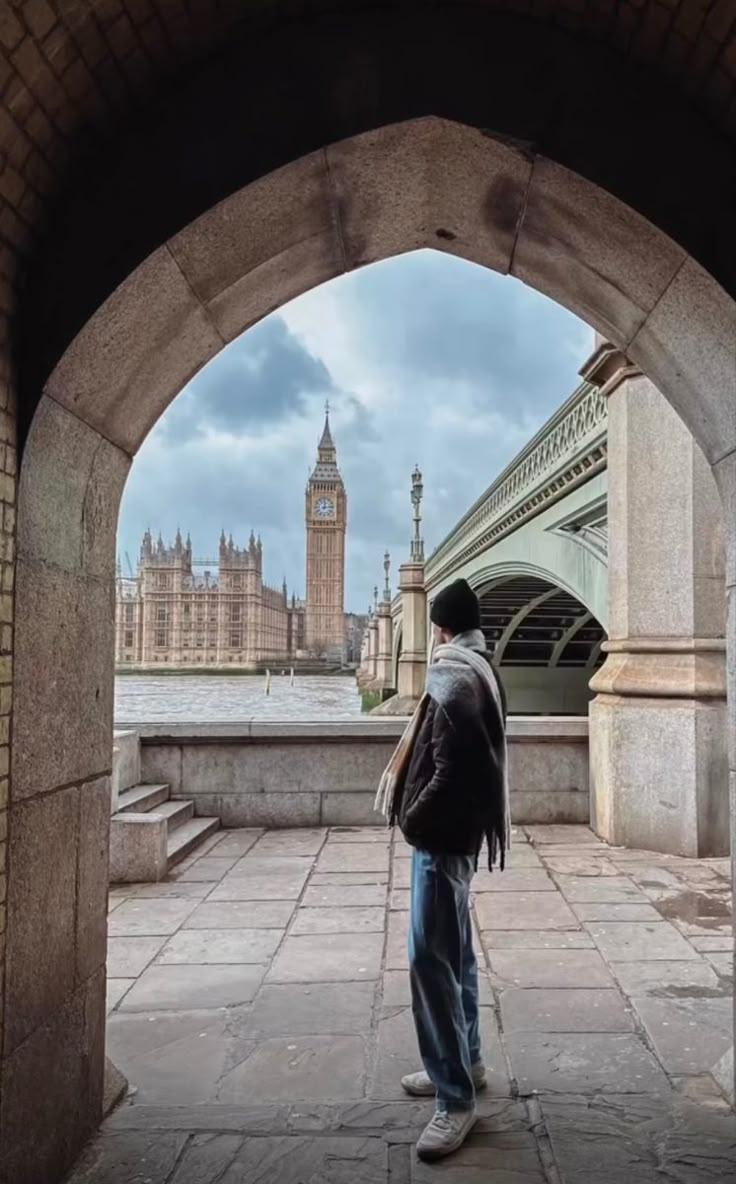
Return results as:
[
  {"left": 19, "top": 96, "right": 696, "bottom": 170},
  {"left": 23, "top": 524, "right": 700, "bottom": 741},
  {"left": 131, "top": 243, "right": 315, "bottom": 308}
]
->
[{"left": 115, "top": 410, "right": 357, "bottom": 668}]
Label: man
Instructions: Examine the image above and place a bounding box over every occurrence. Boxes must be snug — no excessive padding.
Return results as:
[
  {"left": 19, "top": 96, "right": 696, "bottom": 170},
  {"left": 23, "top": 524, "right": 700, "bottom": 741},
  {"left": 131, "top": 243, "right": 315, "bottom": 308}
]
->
[{"left": 376, "top": 578, "right": 508, "bottom": 1161}]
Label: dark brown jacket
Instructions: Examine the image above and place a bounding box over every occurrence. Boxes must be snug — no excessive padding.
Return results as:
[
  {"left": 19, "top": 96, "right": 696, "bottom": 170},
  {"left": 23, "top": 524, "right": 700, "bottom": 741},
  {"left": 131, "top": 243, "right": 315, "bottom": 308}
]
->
[{"left": 397, "top": 655, "right": 507, "bottom": 866}]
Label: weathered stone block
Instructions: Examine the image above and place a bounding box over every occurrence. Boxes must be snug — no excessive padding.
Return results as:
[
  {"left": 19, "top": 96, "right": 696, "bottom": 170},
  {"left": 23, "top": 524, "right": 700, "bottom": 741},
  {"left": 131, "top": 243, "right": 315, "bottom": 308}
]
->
[
  {"left": 5, "top": 785, "right": 79, "bottom": 1053},
  {"left": 109, "top": 813, "right": 168, "bottom": 883},
  {"left": 320, "top": 790, "right": 380, "bottom": 827},
  {"left": 76, "top": 777, "right": 111, "bottom": 982},
  {"left": 191, "top": 791, "right": 321, "bottom": 829},
  {"left": 13, "top": 560, "right": 114, "bottom": 801}
]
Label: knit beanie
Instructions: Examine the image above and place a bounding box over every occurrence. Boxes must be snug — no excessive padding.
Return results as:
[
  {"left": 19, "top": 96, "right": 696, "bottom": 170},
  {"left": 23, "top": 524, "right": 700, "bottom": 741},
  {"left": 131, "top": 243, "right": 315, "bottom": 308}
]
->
[{"left": 430, "top": 579, "right": 481, "bottom": 635}]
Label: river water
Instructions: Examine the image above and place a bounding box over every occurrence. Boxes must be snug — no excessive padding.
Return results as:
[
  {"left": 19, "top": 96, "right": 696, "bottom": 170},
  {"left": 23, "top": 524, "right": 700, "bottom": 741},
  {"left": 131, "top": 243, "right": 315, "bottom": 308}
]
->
[{"left": 114, "top": 673, "right": 365, "bottom": 724}]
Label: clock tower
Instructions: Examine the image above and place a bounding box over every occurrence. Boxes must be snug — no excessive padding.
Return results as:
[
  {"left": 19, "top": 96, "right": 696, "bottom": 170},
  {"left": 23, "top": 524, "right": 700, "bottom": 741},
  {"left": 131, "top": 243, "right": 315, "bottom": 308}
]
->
[{"left": 305, "top": 405, "right": 347, "bottom": 659}]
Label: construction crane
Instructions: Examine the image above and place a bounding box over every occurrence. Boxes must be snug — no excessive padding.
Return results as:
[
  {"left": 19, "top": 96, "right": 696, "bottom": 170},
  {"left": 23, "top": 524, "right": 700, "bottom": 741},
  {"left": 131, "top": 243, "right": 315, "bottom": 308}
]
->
[{"left": 124, "top": 552, "right": 135, "bottom": 579}]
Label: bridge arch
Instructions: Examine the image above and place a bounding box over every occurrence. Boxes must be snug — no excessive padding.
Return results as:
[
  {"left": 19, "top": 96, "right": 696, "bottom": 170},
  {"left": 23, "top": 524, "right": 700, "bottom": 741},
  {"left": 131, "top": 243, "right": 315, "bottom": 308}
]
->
[{"left": 4, "top": 7, "right": 736, "bottom": 1178}]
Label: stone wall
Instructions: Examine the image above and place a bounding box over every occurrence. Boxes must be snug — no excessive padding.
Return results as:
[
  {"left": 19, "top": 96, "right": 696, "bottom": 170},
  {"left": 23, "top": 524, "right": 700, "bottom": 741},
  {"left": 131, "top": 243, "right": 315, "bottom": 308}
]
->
[
  {"left": 135, "top": 718, "right": 590, "bottom": 827},
  {"left": 0, "top": 368, "right": 15, "bottom": 1072}
]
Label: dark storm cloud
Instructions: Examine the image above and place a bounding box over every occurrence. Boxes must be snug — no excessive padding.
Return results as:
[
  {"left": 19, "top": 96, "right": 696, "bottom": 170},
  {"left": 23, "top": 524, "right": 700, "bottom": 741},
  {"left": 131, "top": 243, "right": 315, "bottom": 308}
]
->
[
  {"left": 158, "top": 315, "right": 337, "bottom": 443},
  {"left": 118, "top": 251, "right": 591, "bottom": 608}
]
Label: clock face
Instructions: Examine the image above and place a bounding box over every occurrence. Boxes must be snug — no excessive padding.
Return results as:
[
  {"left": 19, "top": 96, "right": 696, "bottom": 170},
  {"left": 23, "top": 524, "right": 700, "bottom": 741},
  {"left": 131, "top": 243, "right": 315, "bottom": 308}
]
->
[{"left": 315, "top": 497, "right": 335, "bottom": 518}]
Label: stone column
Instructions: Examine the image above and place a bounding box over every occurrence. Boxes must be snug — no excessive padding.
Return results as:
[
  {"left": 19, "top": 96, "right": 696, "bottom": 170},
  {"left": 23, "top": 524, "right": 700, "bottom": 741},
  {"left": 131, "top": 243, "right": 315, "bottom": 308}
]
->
[
  {"left": 586, "top": 344, "right": 728, "bottom": 857},
  {"left": 375, "top": 598, "right": 394, "bottom": 689},
  {"left": 396, "top": 560, "right": 427, "bottom": 703},
  {"left": 367, "top": 613, "right": 379, "bottom": 681}
]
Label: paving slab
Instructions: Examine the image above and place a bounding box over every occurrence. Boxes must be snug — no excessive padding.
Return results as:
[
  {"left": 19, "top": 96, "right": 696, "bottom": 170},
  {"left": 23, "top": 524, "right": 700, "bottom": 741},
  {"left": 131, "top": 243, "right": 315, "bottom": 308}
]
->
[
  {"left": 168, "top": 1134, "right": 245, "bottom": 1184},
  {"left": 571, "top": 901, "right": 663, "bottom": 922},
  {"left": 107, "top": 1009, "right": 254, "bottom": 1105},
  {"left": 302, "top": 882, "right": 387, "bottom": 908},
  {"left": 229, "top": 854, "right": 315, "bottom": 876},
  {"left": 291, "top": 906, "right": 386, "bottom": 935},
  {"left": 540, "top": 855, "right": 620, "bottom": 877},
  {"left": 412, "top": 1130, "right": 546, "bottom": 1183},
  {"left": 389, "top": 888, "right": 411, "bottom": 911},
  {"left": 267, "top": 932, "right": 384, "bottom": 983},
  {"left": 124, "top": 880, "right": 218, "bottom": 899},
  {"left": 326, "top": 827, "right": 390, "bottom": 843},
  {"left": 208, "top": 872, "right": 308, "bottom": 901},
  {"left": 316, "top": 843, "right": 390, "bottom": 873},
  {"left": 108, "top": 898, "right": 199, "bottom": 936},
  {"left": 475, "top": 892, "right": 579, "bottom": 931},
  {"left": 488, "top": 948, "right": 615, "bottom": 989},
  {"left": 471, "top": 869, "right": 555, "bottom": 893},
  {"left": 610, "top": 959, "right": 721, "bottom": 996},
  {"left": 66, "top": 1131, "right": 188, "bottom": 1184},
  {"left": 480, "top": 930, "right": 595, "bottom": 950},
  {"left": 542, "top": 1092, "right": 736, "bottom": 1184},
  {"left": 392, "top": 860, "right": 412, "bottom": 888},
  {"left": 631, "top": 994, "right": 734, "bottom": 1075},
  {"left": 689, "top": 934, "right": 734, "bottom": 952},
  {"left": 207, "top": 830, "right": 264, "bottom": 856},
  {"left": 705, "top": 951, "right": 734, "bottom": 979},
  {"left": 217, "top": 1034, "right": 367, "bottom": 1103},
  {"left": 119, "top": 963, "right": 267, "bottom": 1010},
  {"left": 310, "top": 871, "right": 389, "bottom": 887},
  {"left": 158, "top": 927, "right": 284, "bottom": 964},
  {"left": 506, "top": 1031, "right": 670, "bottom": 1095},
  {"left": 107, "top": 935, "right": 166, "bottom": 977},
  {"left": 244, "top": 981, "right": 376, "bottom": 1038},
  {"left": 386, "top": 910, "right": 410, "bottom": 970},
  {"left": 554, "top": 875, "right": 647, "bottom": 903},
  {"left": 500, "top": 988, "right": 634, "bottom": 1033},
  {"left": 171, "top": 857, "right": 240, "bottom": 881},
  {"left": 106, "top": 978, "right": 135, "bottom": 1013},
  {"left": 183, "top": 899, "right": 296, "bottom": 929},
  {"left": 497, "top": 847, "right": 544, "bottom": 867},
  {"left": 585, "top": 920, "right": 701, "bottom": 962},
  {"left": 249, "top": 828, "right": 326, "bottom": 855},
  {"left": 525, "top": 826, "right": 601, "bottom": 845},
  {"left": 218, "top": 1136, "right": 387, "bottom": 1184}
]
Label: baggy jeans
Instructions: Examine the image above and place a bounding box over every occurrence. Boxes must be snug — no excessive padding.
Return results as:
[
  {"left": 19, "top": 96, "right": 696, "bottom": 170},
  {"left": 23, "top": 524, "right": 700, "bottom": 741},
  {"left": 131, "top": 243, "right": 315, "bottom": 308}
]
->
[{"left": 408, "top": 847, "right": 480, "bottom": 1111}]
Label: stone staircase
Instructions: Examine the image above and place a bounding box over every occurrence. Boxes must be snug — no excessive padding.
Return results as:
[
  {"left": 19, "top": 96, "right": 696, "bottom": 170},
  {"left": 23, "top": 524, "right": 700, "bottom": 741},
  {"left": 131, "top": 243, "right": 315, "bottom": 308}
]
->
[{"left": 110, "top": 732, "right": 219, "bottom": 882}]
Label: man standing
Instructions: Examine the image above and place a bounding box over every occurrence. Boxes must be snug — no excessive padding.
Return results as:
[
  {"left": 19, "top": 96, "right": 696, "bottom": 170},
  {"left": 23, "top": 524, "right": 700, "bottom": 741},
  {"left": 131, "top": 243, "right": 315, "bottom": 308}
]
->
[{"left": 376, "top": 578, "right": 509, "bottom": 1161}]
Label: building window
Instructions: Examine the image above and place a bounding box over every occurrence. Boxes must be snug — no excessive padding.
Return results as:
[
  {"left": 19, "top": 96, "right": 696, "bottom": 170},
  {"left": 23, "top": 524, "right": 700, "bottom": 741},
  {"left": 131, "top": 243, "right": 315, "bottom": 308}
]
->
[
  {"left": 125, "top": 603, "right": 134, "bottom": 623},
  {"left": 124, "top": 630, "right": 134, "bottom": 648},
  {"left": 232, "top": 574, "right": 242, "bottom": 590},
  {"left": 157, "top": 606, "right": 167, "bottom": 624},
  {"left": 155, "top": 573, "right": 168, "bottom": 590},
  {"left": 230, "top": 631, "right": 241, "bottom": 649},
  {"left": 155, "top": 629, "right": 167, "bottom": 648},
  {"left": 231, "top": 604, "right": 241, "bottom": 623}
]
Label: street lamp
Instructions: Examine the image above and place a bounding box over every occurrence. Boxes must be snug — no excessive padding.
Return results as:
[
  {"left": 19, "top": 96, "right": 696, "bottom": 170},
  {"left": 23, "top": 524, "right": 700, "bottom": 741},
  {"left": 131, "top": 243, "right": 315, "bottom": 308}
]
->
[
  {"left": 410, "top": 464, "right": 425, "bottom": 562},
  {"left": 383, "top": 550, "right": 391, "bottom": 602}
]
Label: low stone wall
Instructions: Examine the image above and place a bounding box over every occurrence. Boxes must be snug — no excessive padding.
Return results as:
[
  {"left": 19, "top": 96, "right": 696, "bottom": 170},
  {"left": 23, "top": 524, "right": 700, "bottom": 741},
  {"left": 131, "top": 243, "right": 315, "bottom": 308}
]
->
[{"left": 129, "top": 718, "right": 590, "bottom": 828}]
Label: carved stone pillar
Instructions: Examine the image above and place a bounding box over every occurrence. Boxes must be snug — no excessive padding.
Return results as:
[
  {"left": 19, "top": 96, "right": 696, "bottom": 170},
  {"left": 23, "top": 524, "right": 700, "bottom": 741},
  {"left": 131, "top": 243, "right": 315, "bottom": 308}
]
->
[
  {"left": 585, "top": 343, "right": 728, "bottom": 857},
  {"left": 375, "top": 599, "right": 394, "bottom": 689},
  {"left": 396, "top": 561, "right": 427, "bottom": 704},
  {"left": 367, "top": 614, "right": 379, "bottom": 682}
]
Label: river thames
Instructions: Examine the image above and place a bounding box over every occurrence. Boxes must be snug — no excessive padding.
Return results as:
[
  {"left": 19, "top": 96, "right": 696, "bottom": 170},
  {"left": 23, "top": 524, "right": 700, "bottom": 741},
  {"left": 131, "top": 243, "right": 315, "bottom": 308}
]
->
[{"left": 114, "top": 673, "right": 365, "bottom": 724}]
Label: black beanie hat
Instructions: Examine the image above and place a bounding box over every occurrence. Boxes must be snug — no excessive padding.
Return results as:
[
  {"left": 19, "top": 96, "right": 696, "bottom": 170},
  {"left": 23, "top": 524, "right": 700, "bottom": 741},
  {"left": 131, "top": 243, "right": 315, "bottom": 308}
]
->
[{"left": 430, "top": 579, "right": 481, "bottom": 635}]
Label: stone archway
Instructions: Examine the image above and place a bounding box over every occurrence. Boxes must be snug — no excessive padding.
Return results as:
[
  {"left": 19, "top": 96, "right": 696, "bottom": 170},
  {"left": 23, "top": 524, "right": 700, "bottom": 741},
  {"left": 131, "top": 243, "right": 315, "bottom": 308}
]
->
[{"left": 6, "top": 115, "right": 736, "bottom": 1183}]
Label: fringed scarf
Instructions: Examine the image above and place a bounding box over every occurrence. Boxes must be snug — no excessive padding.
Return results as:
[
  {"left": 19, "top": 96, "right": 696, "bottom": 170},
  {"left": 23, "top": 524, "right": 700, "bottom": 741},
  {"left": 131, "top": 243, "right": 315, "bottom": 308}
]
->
[{"left": 374, "top": 629, "right": 510, "bottom": 869}]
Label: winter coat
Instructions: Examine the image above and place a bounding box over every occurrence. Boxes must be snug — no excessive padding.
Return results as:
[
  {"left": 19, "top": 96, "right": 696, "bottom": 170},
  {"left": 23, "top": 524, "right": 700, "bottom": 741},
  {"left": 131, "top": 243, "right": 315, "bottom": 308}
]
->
[{"left": 397, "top": 652, "right": 507, "bottom": 864}]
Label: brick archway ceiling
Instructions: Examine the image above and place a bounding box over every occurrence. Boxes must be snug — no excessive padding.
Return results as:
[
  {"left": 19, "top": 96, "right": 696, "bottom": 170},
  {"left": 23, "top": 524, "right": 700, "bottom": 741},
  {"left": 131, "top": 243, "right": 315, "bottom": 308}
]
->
[
  {"left": 479, "top": 576, "right": 605, "bottom": 668},
  {"left": 2, "top": 2, "right": 735, "bottom": 423}
]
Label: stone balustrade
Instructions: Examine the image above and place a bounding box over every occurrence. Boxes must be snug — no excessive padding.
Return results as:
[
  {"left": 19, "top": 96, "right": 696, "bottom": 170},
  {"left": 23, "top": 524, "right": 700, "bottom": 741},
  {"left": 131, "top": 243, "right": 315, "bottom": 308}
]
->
[{"left": 120, "top": 717, "right": 590, "bottom": 829}]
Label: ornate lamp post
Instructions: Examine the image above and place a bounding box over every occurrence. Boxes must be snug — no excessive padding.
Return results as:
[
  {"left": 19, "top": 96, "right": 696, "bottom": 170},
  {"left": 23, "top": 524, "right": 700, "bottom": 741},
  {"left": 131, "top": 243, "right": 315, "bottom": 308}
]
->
[
  {"left": 383, "top": 550, "right": 391, "bottom": 602},
  {"left": 410, "top": 464, "right": 424, "bottom": 562}
]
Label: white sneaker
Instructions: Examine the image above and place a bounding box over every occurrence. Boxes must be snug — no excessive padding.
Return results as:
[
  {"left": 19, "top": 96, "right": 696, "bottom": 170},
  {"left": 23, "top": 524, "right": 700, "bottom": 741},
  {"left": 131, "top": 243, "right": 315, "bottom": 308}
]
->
[
  {"left": 401, "top": 1061, "right": 487, "bottom": 1097},
  {"left": 416, "top": 1106, "right": 477, "bottom": 1161}
]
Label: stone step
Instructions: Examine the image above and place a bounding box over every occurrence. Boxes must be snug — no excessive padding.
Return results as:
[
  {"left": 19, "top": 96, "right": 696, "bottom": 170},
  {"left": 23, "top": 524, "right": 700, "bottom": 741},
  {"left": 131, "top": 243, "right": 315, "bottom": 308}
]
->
[
  {"left": 151, "top": 798, "right": 194, "bottom": 831},
  {"left": 117, "top": 783, "right": 170, "bottom": 814},
  {"left": 167, "top": 816, "right": 220, "bottom": 870}
]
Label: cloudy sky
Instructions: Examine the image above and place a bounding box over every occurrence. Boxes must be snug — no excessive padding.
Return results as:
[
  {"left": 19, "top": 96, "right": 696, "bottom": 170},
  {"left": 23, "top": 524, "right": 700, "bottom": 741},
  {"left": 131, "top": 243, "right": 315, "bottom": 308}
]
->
[{"left": 117, "top": 250, "right": 592, "bottom": 611}]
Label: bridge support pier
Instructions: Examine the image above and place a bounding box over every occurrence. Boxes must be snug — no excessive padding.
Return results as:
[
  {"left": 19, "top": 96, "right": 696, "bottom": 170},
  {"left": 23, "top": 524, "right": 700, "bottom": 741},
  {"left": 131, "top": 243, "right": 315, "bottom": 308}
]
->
[
  {"left": 587, "top": 348, "right": 728, "bottom": 857},
  {"left": 374, "top": 598, "right": 395, "bottom": 691},
  {"left": 367, "top": 613, "right": 379, "bottom": 682}
]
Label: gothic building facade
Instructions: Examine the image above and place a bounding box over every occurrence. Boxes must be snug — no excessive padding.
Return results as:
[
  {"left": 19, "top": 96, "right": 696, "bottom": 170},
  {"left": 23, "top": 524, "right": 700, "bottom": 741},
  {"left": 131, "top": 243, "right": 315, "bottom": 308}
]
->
[{"left": 115, "top": 410, "right": 346, "bottom": 667}]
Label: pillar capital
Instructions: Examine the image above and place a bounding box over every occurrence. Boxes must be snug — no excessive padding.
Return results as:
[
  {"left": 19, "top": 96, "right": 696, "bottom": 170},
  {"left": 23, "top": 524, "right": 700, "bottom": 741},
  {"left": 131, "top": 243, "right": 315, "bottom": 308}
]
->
[{"left": 579, "top": 340, "right": 641, "bottom": 397}]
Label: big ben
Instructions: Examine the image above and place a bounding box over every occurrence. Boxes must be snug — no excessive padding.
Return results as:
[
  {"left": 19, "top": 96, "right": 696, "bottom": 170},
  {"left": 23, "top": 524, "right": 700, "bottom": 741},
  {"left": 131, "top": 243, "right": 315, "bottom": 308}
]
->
[{"left": 305, "top": 404, "right": 347, "bottom": 659}]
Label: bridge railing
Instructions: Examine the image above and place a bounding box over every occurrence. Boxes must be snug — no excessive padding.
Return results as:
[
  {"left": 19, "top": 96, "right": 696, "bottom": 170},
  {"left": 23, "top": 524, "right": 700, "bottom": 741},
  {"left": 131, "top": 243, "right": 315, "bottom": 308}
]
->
[{"left": 425, "top": 380, "right": 607, "bottom": 586}]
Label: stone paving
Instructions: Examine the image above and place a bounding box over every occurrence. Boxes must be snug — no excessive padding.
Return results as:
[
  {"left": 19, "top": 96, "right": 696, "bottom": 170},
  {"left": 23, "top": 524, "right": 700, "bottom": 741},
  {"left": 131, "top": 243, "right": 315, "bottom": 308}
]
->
[{"left": 68, "top": 824, "right": 736, "bottom": 1182}]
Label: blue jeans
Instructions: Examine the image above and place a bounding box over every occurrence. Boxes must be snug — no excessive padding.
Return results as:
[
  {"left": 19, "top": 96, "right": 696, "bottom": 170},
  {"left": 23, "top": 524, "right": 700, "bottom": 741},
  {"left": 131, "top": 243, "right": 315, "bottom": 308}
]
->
[{"left": 408, "top": 848, "right": 480, "bottom": 1111}]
